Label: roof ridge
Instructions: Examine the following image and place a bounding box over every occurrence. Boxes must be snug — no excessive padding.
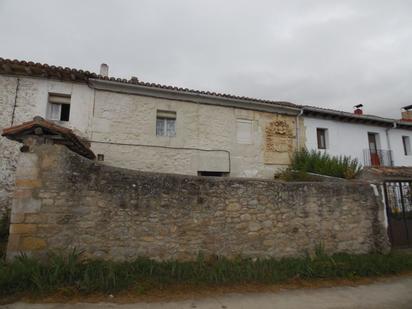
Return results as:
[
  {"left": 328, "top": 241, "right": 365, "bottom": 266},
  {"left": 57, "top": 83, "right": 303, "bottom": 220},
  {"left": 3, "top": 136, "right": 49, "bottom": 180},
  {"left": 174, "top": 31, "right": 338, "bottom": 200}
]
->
[{"left": 0, "top": 57, "right": 297, "bottom": 109}]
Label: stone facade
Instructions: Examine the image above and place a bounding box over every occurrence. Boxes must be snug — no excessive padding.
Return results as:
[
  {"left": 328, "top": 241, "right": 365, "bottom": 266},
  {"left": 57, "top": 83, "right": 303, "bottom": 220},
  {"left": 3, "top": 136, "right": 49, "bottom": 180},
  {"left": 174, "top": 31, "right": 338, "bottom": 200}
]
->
[
  {"left": 0, "top": 76, "right": 23, "bottom": 214},
  {"left": 0, "top": 75, "right": 303, "bottom": 214},
  {"left": 7, "top": 143, "right": 390, "bottom": 261}
]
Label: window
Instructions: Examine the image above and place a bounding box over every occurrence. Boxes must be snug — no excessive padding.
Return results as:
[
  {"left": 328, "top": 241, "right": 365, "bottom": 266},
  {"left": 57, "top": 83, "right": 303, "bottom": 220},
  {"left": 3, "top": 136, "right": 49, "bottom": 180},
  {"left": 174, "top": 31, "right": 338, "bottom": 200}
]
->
[
  {"left": 156, "top": 110, "right": 176, "bottom": 137},
  {"left": 316, "top": 128, "right": 328, "bottom": 149},
  {"left": 236, "top": 119, "right": 253, "bottom": 144},
  {"left": 97, "top": 154, "right": 105, "bottom": 161},
  {"left": 47, "top": 94, "right": 71, "bottom": 121},
  {"left": 403, "top": 136, "right": 411, "bottom": 155},
  {"left": 198, "top": 171, "right": 228, "bottom": 177}
]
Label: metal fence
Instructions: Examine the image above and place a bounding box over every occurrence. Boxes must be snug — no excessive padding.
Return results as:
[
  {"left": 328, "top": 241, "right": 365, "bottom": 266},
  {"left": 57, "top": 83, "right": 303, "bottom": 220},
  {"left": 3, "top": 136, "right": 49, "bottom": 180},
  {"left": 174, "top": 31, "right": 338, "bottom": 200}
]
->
[{"left": 384, "top": 181, "right": 412, "bottom": 248}]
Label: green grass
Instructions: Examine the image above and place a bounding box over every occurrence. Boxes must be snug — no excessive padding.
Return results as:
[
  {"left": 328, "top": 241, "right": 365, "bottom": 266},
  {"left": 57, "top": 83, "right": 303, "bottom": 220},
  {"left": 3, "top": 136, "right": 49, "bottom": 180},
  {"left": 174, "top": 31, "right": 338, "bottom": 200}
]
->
[
  {"left": 0, "top": 249, "right": 411, "bottom": 296},
  {"left": 290, "top": 149, "right": 362, "bottom": 179}
]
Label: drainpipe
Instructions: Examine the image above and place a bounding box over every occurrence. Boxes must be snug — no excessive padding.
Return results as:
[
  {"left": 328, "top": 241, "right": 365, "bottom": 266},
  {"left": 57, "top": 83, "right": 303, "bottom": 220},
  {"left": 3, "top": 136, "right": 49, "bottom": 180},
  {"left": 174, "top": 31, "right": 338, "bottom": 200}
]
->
[
  {"left": 296, "top": 109, "right": 304, "bottom": 150},
  {"left": 10, "top": 78, "right": 20, "bottom": 126},
  {"left": 385, "top": 122, "right": 397, "bottom": 166}
]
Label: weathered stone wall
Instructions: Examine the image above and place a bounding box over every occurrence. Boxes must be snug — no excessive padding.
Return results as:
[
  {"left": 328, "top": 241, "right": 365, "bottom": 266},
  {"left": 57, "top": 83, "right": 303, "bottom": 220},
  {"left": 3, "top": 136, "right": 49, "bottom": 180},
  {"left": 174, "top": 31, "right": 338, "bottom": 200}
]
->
[
  {"left": 0, "top": 76, "right": 20, "bottom": 214},
  {"left": 90, "top": 90, "right": 300, "bottom": 178},
  {"left": 0, "top": 76, "right": 93, "bottom": 214},
  {"left": 7, "top": 144, "right": 390, "bottom": 260}
]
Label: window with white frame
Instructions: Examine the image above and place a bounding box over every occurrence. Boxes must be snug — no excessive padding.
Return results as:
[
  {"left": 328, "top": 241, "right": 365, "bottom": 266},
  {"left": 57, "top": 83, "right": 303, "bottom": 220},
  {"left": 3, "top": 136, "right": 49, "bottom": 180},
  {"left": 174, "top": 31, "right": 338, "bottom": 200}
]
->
[
  {"left": 156, "top": 110, "right": 176, "bottom": 137},
  {"left": 236, "top": 119, "right": 253, "bottom": 144},
  {"left": 403, "top": 136, "right": 411, "bottom": 155},
  {"left": 47, "top": 93, "right": 71, "bottom": 121}
]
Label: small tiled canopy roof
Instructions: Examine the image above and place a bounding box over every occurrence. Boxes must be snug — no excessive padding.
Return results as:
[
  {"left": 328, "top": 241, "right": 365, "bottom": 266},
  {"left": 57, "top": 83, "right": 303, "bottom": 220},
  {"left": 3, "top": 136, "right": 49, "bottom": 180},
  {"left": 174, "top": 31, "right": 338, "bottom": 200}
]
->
[{"left": 2, "top": 117, "right": 95, "bottom": 160}]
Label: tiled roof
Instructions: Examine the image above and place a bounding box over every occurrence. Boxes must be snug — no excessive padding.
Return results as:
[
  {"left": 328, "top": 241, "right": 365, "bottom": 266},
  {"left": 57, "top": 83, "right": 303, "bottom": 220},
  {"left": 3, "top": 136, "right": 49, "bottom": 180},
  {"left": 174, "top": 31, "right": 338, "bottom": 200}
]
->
[
  {"left": 1, "top": 57, "right": 411, "bottom": 127},
  {"left": 0, "top": 57, "right": 297, "bottom": 109},
  {"left": 302, "top": 105, "right": 412, "bottom": 128},
  {"left": 2, "top": 116, "right": 96, "bottom": 159}
]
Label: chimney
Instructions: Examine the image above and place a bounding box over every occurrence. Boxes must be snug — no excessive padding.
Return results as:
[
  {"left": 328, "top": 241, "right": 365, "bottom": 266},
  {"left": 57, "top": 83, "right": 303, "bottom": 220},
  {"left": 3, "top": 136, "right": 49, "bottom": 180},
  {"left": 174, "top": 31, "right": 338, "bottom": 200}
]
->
[
  {"left": 99, "top": 63, "right": 109, "bottom": 77},
  {"left": 401, "top": 105, "right": 412, "bottom": 121},
  {"left": 130, "top": 76, "right": 139, "bottom": 84},
  {"left": 353, "top": 104, "right": 363, "bottom": 115}
]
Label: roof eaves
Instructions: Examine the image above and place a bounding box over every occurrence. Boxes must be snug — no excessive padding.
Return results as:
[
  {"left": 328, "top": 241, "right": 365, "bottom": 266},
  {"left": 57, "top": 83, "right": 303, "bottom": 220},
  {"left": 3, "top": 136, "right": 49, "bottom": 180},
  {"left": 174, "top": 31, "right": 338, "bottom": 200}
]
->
[
  {"left": 89, "top": 78, "right": 301, "bottom": 116},
  {"left": 301, "top": 106, "right": 398, "bottom": 125}
]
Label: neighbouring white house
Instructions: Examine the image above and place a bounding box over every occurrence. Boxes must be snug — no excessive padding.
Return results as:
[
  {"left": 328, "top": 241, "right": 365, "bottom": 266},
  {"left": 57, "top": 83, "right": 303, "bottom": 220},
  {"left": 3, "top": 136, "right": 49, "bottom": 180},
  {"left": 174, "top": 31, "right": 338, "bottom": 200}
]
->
[
  {"left": 303, "top": 105, "right": 412, "bottom": 167},
  {"left": 1, "top": 57, "right": 412, "bottom": 213}
]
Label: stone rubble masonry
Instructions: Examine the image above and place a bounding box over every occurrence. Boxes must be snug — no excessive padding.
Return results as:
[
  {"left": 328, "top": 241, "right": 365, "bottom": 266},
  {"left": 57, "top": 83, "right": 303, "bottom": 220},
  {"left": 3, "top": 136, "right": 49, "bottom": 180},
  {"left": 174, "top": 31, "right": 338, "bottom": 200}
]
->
[{"left": 7, "top": 143, "right": 390, "bottom": 261}]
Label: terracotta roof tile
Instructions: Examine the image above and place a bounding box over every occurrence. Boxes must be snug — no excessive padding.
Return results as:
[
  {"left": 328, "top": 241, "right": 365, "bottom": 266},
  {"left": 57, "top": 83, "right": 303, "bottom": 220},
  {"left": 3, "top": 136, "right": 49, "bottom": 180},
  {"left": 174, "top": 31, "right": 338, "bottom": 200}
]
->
[
  {"left": 2, "top": 117, "right": 95, "bottom": 160},
  {"left": 0, "top": 57, "right": 297, "bottom": 109}
]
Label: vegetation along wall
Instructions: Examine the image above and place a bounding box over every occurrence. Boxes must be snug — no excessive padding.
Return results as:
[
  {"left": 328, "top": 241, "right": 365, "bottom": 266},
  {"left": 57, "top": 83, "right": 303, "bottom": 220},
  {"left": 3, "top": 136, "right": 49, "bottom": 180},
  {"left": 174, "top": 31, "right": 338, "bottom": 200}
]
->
[{"left": 7, "top": 143, "right": 390, "bottom": 261}]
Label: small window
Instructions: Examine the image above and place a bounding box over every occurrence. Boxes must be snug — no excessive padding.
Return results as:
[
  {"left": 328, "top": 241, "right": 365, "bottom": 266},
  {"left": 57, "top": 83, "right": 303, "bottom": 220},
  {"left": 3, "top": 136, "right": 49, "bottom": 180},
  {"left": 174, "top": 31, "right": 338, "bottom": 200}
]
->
[
  {"left": 97, "top": 154, "right": 105, "bottom": 161},
  {"left": 236, "top": 119, "right": 253, "bottom": 144},
  {"left": 316, "top": 128, "right": 328, "bottom": 149},
  {"left": 198, "top": 171, "right": 228, "bottom": 177},
  {"left": 47, "top": 94, "right": 71, "bottom": 121},
  {"left": 403, "top": 136, "right": 411, "bottom": 155},
  {"left": 156, "top": 110, "right": 176, "bottom": 137}
]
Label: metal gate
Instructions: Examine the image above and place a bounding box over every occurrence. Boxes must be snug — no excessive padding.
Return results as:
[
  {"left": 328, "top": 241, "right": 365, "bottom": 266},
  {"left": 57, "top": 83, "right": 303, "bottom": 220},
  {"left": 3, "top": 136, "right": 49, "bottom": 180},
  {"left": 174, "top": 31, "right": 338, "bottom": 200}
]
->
[{"left": 384, "top": 181, "right": 412, "bottom": 248}]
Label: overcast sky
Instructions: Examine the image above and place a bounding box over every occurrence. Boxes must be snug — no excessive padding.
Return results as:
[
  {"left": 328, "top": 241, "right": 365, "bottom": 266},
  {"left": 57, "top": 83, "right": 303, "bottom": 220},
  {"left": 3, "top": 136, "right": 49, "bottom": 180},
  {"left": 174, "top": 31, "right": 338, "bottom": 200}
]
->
[{"left": 1, "top": 0, "right": 411, "bottom": 118}]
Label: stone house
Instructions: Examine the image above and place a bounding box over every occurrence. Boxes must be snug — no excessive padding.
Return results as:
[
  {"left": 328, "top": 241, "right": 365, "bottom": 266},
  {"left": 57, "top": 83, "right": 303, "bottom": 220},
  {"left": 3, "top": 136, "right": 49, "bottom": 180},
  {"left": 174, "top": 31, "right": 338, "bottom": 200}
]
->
[
  {"left": 2, "top": 57, "right": 412, "bottom": 215},
  {"left": 0, "top": 58, "right": 304, "bottom": 213}
]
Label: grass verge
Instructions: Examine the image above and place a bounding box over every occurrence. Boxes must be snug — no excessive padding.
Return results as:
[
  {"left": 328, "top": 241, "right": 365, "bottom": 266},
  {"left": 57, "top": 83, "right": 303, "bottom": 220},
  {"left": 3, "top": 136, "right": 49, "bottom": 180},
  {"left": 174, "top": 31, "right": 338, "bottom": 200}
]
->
[{"left": 0, "top": 250, "right": 411, "bottom": 297}]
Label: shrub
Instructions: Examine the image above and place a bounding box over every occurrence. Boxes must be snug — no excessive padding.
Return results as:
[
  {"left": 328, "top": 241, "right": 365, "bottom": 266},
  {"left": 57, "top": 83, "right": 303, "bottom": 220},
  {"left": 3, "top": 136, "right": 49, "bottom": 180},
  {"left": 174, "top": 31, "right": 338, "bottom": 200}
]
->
[
  {"left": 290, "top": 149, "right": 362, "bottom": 179},
  {"left": 0, "top": 250, "right": 411, "bottom": 296},
  {"left": 274, "top": 169, "right": 321, "bottom": 182}
]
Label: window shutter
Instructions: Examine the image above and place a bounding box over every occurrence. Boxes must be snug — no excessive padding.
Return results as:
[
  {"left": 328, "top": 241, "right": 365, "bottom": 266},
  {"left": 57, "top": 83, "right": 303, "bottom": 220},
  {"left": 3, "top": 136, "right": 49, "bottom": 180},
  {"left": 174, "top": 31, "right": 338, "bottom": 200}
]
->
[
  {"left": 157, "top": 110, "right": 176, "bottom": 119},
  {"left": 49, "top": 94, "right": 71, "bottom": 104},
  {"left": 236, "top": 119, "right": 253, "bottom": 144}
]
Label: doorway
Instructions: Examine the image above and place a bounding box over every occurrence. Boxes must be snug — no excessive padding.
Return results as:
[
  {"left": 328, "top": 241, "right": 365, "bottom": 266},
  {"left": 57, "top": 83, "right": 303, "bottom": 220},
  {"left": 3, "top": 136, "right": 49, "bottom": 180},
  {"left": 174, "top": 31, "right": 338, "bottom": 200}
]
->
[{"left": 368, "top": 133, "right": 381, "bottom": 166}]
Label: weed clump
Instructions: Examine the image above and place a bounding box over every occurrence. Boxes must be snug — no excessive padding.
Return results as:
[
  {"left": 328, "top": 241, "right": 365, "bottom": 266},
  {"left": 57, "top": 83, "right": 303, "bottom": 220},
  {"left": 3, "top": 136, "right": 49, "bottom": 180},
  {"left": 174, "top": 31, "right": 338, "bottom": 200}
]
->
[{"left": 290, "top": 149, "right": 362, "bottom": 179}]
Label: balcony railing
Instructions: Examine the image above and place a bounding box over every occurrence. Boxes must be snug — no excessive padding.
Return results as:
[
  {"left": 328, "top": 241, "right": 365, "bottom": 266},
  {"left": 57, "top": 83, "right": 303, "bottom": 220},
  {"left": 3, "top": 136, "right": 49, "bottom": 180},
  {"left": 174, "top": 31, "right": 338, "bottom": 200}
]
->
[{"left": 363, "top": 149, "right": 393, "bottom": 167}]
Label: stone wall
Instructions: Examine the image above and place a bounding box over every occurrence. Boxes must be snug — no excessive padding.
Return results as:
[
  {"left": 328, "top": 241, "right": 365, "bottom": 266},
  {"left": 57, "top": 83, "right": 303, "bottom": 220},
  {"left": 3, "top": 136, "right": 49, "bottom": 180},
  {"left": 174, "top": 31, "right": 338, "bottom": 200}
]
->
[
  {"left": 7, "top": 143, "right": 390, "bottom": 260},
  {"left": 0, "top": 76, "right": 94, "bottom": 214},
  {"left": 0, "top": 76, "right": 20, "bottom": 214}
]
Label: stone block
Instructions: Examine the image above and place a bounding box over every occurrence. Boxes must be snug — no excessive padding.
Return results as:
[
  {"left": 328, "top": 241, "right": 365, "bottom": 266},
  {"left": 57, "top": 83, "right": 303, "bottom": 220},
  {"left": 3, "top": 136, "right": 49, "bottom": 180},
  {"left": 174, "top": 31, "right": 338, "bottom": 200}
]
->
[
  {"left": 13, "top": 189, "right": 32, "bottom": 199},
  {"left": 10, "top": 223, "right": 37, "bottom": 234},
  {"left": 20, "top": 237, "right": 47, "bottom": 250},
  {"left": 40, "top": 153, "right": 57, "bottom": 169},
  {"left": 249, "top": 222, "right": 262, "bottom": 232},
  {"left": 12, "top": 198, "right": 41, "bottom": 214},
  {"left": 226, "top": 203, "right": 240, "bottom": 211},
  {"left": 41, "top": 199, "right": 54, "bottom": 206},
  {"left": 263, "top": 239, "right": 275, "bottom": 247},
  {"left": 141, "top": 236, "right": 155, "bottom": 242},
  {"left": 240, "top": 214, "right": 251, "bottom": 221},
  {"left": 7, "top": 234, "right": 21, "bottom": 251},
  {"left": 25, "top": 214, "right": 48, "bottom": 224},
  {"left": 10, "top": 213, "right": 25, "bottom": 223},
  {"left": 15, "top": 167, "right": 39, "bottom": 179},
  {"left": 15, "top": 179, "right": 42, "bottom": 188}
]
